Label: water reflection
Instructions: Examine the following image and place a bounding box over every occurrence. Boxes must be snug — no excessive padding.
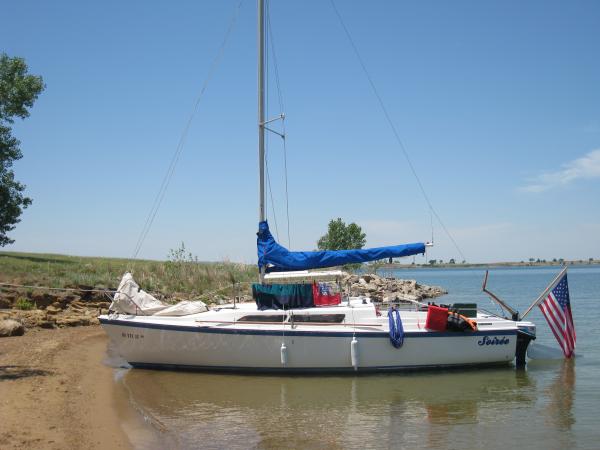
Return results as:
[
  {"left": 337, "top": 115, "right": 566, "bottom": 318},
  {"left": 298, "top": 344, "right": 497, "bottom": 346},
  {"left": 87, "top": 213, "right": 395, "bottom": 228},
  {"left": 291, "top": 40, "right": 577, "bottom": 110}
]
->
[
  {"left": 123, "top": 368, "right": 537, "bottom": 449},
  {"left": 545, "top": 359, "right": 576, "bottom": 431}
]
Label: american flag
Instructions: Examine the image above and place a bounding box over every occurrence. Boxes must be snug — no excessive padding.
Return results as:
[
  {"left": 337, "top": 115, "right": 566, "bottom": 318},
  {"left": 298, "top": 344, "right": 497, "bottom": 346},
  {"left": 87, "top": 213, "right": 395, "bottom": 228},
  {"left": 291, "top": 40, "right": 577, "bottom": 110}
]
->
[{"left": 538, "top": 271, "right": 576, "bottom": 358}]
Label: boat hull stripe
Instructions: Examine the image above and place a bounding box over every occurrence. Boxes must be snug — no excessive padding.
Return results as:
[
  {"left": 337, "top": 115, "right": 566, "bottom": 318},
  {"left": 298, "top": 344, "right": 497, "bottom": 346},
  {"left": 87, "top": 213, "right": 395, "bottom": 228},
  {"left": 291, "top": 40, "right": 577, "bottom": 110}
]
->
[{"left": 127, "top": 361, "right": 511, "bottom": 373}]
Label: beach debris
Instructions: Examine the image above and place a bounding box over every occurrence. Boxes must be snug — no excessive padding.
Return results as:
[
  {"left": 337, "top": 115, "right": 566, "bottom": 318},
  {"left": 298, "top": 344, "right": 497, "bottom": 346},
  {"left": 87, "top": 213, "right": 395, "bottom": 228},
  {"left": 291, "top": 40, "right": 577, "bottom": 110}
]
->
[{"left": 0, "top": 319, "right": 25, "bottom": 337}]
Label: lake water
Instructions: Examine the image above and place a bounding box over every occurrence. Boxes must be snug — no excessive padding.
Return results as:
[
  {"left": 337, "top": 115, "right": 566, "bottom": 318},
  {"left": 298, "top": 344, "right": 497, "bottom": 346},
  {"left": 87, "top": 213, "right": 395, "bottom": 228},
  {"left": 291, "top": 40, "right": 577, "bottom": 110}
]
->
[{"left": 117, "top": 266, "right": 600, "bottom": 449}]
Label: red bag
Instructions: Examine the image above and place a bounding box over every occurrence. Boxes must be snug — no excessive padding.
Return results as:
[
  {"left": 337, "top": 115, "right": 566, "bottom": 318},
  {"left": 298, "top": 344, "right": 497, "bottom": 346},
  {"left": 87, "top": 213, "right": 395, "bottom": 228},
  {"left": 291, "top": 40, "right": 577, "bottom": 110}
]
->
[
  {"left": 312, "top": 282, "right": 341, "bottom": 307},
  {"left": 425, "top": 305, "right": 448, "bottom": 331}
]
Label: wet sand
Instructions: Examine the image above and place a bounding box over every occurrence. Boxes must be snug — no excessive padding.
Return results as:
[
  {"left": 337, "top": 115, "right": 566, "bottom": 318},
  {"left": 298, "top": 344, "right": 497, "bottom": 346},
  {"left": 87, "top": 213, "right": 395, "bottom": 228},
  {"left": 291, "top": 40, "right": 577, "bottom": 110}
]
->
[{"left": 0, "top": 326, "right": 131, "bottom": 449}]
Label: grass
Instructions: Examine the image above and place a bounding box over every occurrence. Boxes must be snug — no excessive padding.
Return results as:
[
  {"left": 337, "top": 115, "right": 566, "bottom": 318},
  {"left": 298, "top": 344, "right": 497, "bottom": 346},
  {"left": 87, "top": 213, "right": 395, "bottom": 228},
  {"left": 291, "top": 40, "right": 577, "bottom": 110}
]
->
[
  {"left": 14, "top": 297, "right": 35, "bottom": 310},
  {"left": 0, "top": 251, "right": 258, "bottom": 301}
]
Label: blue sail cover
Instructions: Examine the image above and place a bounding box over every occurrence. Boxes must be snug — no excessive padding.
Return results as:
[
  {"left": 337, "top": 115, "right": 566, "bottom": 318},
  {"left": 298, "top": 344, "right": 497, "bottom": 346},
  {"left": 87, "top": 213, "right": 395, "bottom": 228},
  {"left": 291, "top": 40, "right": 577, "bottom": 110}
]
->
[{"left": 257, "top": 221, "right": 426, "bottom": 272}]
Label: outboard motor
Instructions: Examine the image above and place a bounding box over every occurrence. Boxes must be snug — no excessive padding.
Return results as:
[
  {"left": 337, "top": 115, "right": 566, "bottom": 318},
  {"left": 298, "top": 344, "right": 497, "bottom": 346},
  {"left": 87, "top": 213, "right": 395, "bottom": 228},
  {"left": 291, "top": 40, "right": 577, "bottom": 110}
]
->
[{"left": 515, "top": 322, "right": 536, "bottom": 367}]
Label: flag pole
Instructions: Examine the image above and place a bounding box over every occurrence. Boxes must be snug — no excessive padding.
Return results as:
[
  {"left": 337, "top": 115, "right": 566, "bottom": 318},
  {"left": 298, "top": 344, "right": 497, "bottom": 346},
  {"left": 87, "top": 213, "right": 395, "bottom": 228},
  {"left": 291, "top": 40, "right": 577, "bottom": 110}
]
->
[{"left": 521, "top": 266, "right": 568, "bottom": 320}]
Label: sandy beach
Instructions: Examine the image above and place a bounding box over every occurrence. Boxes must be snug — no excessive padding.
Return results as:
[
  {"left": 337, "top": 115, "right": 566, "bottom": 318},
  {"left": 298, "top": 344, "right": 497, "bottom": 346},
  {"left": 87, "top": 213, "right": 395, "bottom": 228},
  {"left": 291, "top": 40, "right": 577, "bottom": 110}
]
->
[{"left": 0, "top": 326, "right": 132, "bottom": 450}]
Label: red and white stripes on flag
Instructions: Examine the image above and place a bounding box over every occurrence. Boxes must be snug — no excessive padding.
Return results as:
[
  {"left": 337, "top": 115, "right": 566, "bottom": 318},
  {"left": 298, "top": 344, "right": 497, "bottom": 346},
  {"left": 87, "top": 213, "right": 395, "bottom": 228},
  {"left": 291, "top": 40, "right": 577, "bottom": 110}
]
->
[{"left": 537, "top": 270, "right": 576, "bottom": 358}]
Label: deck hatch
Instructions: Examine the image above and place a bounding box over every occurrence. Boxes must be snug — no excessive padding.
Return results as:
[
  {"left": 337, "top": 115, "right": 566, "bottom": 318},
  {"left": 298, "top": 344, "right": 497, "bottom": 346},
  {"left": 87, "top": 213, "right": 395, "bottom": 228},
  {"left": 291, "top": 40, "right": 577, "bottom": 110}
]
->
[
  {"left": 291, "top": 314, "right": 346, "bottom": 323},
  {"left": 238, "top": 314, "right": 287, "bottom": 322}
]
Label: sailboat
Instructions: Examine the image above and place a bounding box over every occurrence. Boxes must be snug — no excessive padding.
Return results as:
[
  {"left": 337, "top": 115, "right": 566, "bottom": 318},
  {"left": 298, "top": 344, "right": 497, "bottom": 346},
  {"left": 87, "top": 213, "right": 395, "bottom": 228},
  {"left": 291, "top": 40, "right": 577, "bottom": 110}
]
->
[{"left": 99, "top": 1, "right": 537, "bottom": 372}]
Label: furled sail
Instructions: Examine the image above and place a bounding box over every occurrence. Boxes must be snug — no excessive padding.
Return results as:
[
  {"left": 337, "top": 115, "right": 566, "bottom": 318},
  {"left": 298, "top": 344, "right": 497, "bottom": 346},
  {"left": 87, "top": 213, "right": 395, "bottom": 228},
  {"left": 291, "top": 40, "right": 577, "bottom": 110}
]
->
[{"left": 257, "top": 221, "right": 425, "bottom": 272}]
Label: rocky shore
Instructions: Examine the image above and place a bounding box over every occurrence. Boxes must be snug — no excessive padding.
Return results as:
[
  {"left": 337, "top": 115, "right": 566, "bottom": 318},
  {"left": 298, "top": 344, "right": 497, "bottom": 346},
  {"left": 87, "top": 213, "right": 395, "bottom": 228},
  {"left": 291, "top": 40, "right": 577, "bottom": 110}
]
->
[
  {"left": 0, "top": 286, "right": 111, "bottom": 335},
  {"left": 345, "top": 273, "right": 447, "bottom": 303}
]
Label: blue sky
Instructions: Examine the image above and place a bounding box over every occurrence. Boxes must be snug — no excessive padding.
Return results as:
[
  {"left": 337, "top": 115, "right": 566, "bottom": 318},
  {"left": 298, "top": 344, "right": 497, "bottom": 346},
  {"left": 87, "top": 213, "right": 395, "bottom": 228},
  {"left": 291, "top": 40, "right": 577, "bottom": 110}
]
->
[{"left": 3, "top": 0, "right": 600, "bottom": 263}]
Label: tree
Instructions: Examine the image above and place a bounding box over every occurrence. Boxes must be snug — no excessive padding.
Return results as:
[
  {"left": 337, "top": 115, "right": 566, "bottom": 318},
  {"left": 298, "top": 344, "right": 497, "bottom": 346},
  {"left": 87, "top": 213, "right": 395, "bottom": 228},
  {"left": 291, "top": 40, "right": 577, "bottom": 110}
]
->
[
  {"left": 449, "top": 258, "right": 455, "bottom": 264},
  {"left": 317, "top": 218, "right": 366, "bottom": 251},
  {"left": 0, "top": 53, "right": 44, "bottom": 246}
]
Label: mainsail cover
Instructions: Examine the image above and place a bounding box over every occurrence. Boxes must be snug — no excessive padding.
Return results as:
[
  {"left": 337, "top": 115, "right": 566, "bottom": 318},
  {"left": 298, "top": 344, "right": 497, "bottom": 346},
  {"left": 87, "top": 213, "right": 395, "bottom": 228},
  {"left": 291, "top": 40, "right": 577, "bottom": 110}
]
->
[{"left": 257, "top": 221, "right": 425, "bottom": 272}]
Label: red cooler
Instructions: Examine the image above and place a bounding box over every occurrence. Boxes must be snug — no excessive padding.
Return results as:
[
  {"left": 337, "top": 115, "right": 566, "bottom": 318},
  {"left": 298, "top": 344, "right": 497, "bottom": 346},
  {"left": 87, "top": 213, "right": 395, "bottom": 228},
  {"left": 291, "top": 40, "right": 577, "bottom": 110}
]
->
[{"left": 425, "top": 305, "right": 448, "bottom": 331}]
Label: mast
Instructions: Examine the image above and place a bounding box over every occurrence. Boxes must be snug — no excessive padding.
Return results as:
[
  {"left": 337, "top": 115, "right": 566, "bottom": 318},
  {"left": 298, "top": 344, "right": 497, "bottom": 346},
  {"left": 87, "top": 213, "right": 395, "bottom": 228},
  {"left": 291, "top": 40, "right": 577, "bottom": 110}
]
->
[{"left": 258, "top": 0, "right": 266, "bottom": 280}]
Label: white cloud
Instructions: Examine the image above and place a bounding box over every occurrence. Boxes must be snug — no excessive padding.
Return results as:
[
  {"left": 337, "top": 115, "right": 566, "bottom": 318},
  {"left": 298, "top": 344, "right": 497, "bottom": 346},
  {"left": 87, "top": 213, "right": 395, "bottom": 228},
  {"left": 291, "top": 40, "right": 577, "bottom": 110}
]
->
[{"left": 520, "top": 149, "right": 600, "bottom": 193}]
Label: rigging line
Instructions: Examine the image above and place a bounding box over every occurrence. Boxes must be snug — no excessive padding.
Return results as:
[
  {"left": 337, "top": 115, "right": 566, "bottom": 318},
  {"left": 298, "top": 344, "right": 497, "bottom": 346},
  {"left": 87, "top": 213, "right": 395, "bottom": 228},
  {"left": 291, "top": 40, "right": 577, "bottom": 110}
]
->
[
  {"left": 266, "top": 3, "right": 291, "bottom": 248},
  {"left": 131, "top": 0, "right": 245, "bottom": 259},
  {"left": 430, "top": 210, "right": 434, "bottom": 245},
  {"left": 266, "top": 1, "right": 285, "bottom": 113},
  {"left": 328, "top": 0, "right": 466, "bottom": 262},
  {"left": 264, "top": 2, "right": 280, "bottom": 239},
  {"left": 265, "top": 148, "right": 280, "bottom": 240},
  {"left": 282, "top": 137, "right": 291, "bottom": 248}
]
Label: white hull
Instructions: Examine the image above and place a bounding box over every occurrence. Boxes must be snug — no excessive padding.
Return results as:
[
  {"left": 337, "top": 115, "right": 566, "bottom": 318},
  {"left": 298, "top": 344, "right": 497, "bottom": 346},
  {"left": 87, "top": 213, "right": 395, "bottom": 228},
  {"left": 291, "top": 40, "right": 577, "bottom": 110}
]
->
[{"left": 100, "top": 300, "right": 534, "bottom": 373}]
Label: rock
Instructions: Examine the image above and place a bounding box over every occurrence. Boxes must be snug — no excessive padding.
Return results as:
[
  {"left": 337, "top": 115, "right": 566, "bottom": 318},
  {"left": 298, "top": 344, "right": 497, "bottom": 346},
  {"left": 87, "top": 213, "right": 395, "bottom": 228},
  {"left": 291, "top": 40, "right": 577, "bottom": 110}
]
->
[
  {"left": 0, "top": 319, "right": 25, "bottom": 337},
  {"left": 0, "top": 297, "right": 12, "bottom": 309},
  {"left": 79, "top": 301, "right": 110, "bottom": 309},
  {"left": 69, "top": 302, "right": 87, "bottom": 311},
  {"left": 0, "top": 289, "right": 110, "bottom": 330},
  {"left": 239, "top": 294, "right": 253, "bottom": 303},
  {"left": 64, "top": 284, "right": 95, "bottom": 300},
  {"left": 362, "top": 274, "right": 374, "bottom": 283},
  {"left": 55, "top": 294, "right": 79, "bottom": 308},
  {"left": 348, "top": 273, "right": 446, "bottom": 303},
  {"left": 31, "top": 291, "right": 58, "bottom": 309},
  {"left": 0, "top": 291, "right": 17, "bottom": 309},
  {"left": 353, "top": 285, "right": 370, "bottom": 295},
  {"left": 15, "top": 310, "right": 48, "bottom": 328},
  {"left": 56, "top": 317, "right": 84, "bottom": 327},
  {"left": 77, "top": 285, "right": 95, "bottom": 301},
  {"left": 46, "top": 305, "right": 61, "bottom": 315},
  {"left": 365, "top": 283, "right": 378, "bottom": 292}
]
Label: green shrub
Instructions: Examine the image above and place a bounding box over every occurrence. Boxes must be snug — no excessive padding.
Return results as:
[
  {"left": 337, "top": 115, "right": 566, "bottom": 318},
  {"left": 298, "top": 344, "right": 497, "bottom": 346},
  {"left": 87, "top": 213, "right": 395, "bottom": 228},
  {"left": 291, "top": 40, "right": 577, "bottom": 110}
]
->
[{"left": 15, "top": 298, "right": 35, "bottom": 310}]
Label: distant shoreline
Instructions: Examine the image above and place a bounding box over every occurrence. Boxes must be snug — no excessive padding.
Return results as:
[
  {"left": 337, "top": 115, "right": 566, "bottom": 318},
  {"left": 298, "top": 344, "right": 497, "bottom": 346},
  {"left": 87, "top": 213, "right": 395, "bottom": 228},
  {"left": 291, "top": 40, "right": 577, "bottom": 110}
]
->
[{"left": 377, "top": 260, "right": 600, "bottom": 270}]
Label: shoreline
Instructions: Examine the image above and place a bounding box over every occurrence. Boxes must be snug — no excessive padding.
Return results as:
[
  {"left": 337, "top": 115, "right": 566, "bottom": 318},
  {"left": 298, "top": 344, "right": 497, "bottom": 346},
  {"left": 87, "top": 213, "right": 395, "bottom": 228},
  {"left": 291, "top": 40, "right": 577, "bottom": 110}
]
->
[
  {"left": 0, "top": 326, "right": 133, "bottom": 449},
  {"left": 376, "top": 261, "right": 600, "bottom": 270}
]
